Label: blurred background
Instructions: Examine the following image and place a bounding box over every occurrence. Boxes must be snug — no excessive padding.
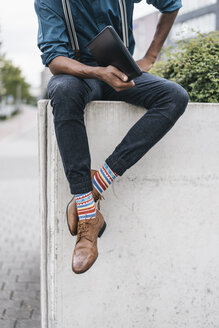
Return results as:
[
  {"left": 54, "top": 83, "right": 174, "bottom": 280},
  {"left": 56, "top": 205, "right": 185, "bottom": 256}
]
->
[{"left": 0, "top": 0, "right": 218, "bottom": 327}]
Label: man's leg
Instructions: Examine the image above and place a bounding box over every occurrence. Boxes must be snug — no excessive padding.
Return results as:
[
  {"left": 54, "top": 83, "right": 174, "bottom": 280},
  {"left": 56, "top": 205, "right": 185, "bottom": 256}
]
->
[
  {"left": 47, "top": 74, "right": 104, "bottom": 194},
  {"left": 47, "top": 74, "right": 107, "bottom": 274},
  {"left": 92, "top": 72, "right": 189, "bottom": 194}
]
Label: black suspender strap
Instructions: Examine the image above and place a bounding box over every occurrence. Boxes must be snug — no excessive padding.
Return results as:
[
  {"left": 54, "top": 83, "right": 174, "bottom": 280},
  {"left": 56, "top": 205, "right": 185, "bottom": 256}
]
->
[
  {"left": 118, "top": 0, "right": 129, "bottom": 49},
  {"left": 62, "top": 0, "right": 80, "bottom": 61},
  {"left": 62, "top": 0, "right": 129, "bottom": 61}
]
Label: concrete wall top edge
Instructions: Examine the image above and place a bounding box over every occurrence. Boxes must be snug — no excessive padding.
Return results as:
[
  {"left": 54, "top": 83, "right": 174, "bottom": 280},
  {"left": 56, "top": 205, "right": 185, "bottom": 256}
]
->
[
  {"left": 39, "top": 99, "right": 219, "bottom": 108},
  {"left": 38, "top": 99, "right": 49, "bottom": 106}
]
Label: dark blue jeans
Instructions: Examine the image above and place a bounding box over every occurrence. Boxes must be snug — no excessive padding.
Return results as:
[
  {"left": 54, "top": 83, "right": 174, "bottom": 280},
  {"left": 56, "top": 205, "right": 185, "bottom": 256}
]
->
[{"left": 47, "top": 71, "right": 189, "bottom": 194}]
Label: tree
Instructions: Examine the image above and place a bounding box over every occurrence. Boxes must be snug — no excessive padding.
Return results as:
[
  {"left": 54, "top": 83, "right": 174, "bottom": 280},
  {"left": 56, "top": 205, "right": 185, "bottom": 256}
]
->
[
  {"left": 0, "top": 29, "right": 3, "bottom": 101},
  {"left": 0, "top": 27, "right": 35, "bottom": 105},
  {"left": 151, "top": 31, "right": 219, "bottom": 103},
  {"left": 0, "top": 56, "right": 35, "bottom": 104}
]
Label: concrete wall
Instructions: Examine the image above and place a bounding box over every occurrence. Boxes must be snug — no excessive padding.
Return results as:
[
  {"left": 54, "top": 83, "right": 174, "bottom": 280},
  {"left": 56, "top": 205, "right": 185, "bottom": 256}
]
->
[{"left": 38, "top": 101, "right": 219, "bottom": 328}]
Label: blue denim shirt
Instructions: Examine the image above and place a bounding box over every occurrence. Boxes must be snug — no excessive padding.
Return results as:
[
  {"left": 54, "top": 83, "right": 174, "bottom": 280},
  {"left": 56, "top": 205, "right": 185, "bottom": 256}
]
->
[{"left": 34, "top": 0, "right": 182, "bottom": 67}]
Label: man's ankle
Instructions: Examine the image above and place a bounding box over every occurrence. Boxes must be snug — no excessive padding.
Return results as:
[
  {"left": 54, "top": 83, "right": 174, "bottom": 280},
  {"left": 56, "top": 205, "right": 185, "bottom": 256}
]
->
[{"left": 75, "top": 191, "right": 96, "bottom": 221}]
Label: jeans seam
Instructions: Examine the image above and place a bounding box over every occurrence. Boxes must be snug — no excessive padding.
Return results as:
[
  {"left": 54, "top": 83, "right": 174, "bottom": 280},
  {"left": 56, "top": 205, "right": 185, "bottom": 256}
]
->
[
  {"left": 152, "top": 108, "right": 175, "bottom": 125},
  {"left": 68, "top": 176, "right": 92, "bottom": 184},
  {"left": 53, "top": 116, "right": 83, "bottom": 122}
]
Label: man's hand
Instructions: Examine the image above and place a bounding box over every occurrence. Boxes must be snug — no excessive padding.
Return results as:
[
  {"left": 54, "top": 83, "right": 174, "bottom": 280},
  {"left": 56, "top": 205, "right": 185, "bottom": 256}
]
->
[
  {"left": 136, "top": 55, "right": 156, "bottom": 72},
  {"left": 97, "top": 65, "right": 135, "bottom": 92}
]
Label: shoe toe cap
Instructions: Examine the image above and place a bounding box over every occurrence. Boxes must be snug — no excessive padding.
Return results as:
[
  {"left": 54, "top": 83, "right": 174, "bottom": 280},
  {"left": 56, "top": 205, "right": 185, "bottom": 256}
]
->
[{"left": 72, "top": 251, "right": 97, "bottom": 274}]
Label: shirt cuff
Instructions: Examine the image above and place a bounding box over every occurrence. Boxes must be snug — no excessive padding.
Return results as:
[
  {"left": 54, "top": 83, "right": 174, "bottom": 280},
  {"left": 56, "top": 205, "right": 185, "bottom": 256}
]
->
[
  {"left": 146, "top": 0, "right": 182, "bottom": 13},
  {"left": 160, "top": 1, "right": 182, "bottom": 13},
  {"left": 41, "top": 52, "right": 71, "bottom": 67}
]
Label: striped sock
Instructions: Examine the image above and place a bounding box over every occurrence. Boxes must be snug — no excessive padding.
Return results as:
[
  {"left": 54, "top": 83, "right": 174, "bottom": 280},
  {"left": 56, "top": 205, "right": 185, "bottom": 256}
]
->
[
  {"left": 93, "top": 162, "right": 118, "bottom": 194},
  {"left": 75, "top": 191, "right": 96, "bottom": 221}
]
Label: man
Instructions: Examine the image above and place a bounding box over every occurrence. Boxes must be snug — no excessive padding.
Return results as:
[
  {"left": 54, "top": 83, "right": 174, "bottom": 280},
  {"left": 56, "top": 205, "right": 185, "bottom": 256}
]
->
[{"left": 34, "top": 0, "right": 189, "bottom": 274}]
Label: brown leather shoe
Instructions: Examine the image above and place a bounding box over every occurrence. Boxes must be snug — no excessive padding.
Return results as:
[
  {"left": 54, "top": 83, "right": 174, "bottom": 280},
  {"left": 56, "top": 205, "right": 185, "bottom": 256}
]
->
[
  {"left": 72, "top": 209, "right": 106, "bottom": 274},
  {"left": 66, "top": 169, "right": 104, "bottom": 236},
  {"left": 91, "top": 169, "right": 102, "bottom": 202}
]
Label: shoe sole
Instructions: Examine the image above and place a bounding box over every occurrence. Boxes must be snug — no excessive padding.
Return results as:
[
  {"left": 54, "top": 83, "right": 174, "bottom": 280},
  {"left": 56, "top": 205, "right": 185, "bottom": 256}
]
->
[
  {"left": 66, "top": 196, "right": 77, "bottom": 236},
  {"left": 98, "top": 220, "right": 107, "bottom": 238}
]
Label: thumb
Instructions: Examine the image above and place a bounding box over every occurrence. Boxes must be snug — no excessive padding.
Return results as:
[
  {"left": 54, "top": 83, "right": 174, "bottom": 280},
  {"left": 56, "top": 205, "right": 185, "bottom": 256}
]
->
[{"left": 113, "top": 69, "right": 128, "bottom": 82}]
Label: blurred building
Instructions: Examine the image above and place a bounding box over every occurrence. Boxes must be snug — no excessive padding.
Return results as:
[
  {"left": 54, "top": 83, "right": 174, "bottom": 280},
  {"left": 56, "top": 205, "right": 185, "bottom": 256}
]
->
[
  {"left": 133, "top": 11, "right": 159, "bottom": 60},
  {"left": 170, "top": 0, "right": 219, "bottom": 41},
  {"left": 133, "top": 0, "right": 219, "bottom": 59}
]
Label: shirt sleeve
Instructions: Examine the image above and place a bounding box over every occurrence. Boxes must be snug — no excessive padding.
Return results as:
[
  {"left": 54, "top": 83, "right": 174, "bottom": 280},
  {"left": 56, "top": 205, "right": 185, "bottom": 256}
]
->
[
  {"left": 34, "top": 0, "right": 75, "bottom": 67},
  {"left": 146, "top": 0, "right": 182, "bottom": 13}
]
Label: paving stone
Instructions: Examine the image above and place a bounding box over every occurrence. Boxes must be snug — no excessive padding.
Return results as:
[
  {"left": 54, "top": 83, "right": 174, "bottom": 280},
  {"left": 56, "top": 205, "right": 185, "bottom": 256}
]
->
[
  {"left": 12, "top": 290, "right": 37, "bottom": 301},
  {"left": 31, "top": 309, "right": 41, "bottom": 321},
  {"left": 1, "top": 262, "right": 23, "bottom": 270},
  {"left": 8, "top": 269, "right": 31, "bottom": 276},
  {"left": 4, "top": 282, "right": 28, "bottom": 291},
  {"left": 26, "top": 282, "right": 40, "bottom": 291},
  {"left": 17, "top": 275, "right": 40, "bottom": 283},
  {"left": 0, "top": 309, "right": 4, "bottom": 319},
  {"left": 0, "top": 267, "right": 10, "bottom": 275},
  {"left": 3, "top": 308, "right": 31, "bottom": 320},
  {"left": 15, "top": 319, "right": 41, "bottom": 328},
  {"left": 35, "top": 291, "right": 40, "bottom": 301},
  {"left": 0, "top": 282, "right": 5, "bottom": 290},
  {"left": 21, "top": 299, "right": 40, "bottom": 311},
  {"left": 0, "top": 319, "right": 16, "bottom": 328},
  {"left": 0, "top": 290, "right": 13, "bottom": 300},
  {"left": 21, "top": 263, "right": 39, "bottom": 271},
  {"left": 0, "top": 299, "right": 21, "bottom": 313},
  {"left": 0, "top": 274, "right": 17, "bottom": 285}
]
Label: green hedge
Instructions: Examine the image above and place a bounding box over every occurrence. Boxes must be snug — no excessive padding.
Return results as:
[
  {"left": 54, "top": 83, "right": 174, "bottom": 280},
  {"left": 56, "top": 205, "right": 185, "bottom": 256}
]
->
[{"left": 151, "top": 31, "right": 219, "bottom": 103}]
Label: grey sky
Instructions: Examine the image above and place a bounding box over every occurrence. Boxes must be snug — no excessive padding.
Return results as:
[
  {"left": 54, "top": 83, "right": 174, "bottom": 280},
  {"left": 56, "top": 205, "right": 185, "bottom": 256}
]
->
[{"left": 0, "top": 1, "right": 154, "bottom": 92}]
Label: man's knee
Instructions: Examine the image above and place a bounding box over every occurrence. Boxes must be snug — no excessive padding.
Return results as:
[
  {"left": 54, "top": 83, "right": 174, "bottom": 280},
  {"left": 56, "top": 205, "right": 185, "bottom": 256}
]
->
[
  {"left": 163, "top": 81, "right": 189, "bottom": 122},
  {"left": 172, "top": 82, "right": 189, "bottom": 115},
  {"left": 47, "top": 74, "right": 87, "bottom": 121},
  {"left": 47, "top": 74, "right": 84, "bottom": 102}
]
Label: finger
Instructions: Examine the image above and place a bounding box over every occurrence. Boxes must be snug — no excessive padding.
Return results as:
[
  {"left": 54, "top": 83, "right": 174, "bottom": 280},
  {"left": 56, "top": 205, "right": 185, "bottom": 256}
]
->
[
  {"left": 114, "top": 76, "right": 135, "bottom": 88},
  {"left": 112, "top": 69, "right": 129, "bottom": 82},
  {"left": 115, "top": 82, "right": 135, "bottom": 91},
  {"left": 120, "top": 80, "right": 135, "bottom": 88}
]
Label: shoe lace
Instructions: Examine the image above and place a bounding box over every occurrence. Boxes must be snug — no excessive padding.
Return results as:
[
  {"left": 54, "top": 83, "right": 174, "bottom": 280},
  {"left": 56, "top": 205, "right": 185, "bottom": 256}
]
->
[{"left": 78, "top": 221, "right": 89, "bottom": 238}]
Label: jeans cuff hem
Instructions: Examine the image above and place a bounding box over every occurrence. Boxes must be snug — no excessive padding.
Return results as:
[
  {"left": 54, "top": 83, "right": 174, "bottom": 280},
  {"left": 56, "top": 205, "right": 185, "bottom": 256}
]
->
[
  {"left": 69, "top": 179, "right": 93, "bottom": 195},
  {"left": 105, "top": 157, "right": 127, "bottom": 176}
]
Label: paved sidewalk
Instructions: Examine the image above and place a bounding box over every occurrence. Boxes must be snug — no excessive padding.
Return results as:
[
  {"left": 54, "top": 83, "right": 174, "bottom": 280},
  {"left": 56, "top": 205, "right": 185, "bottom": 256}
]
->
[{"left": 0, "top": 107, "right": 41, "bottom": 328}]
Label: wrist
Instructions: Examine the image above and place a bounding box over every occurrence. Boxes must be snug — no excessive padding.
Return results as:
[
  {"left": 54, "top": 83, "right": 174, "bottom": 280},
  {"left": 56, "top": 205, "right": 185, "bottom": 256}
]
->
[
  {"left": 72, "top": 63, "right": 104, "bottom": 80},
  {"left": 144, "top": 53, "right": 157, "bottom": 64},
  {"left": 92, "top": 66, "right": 104, "bottom": 80}
]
